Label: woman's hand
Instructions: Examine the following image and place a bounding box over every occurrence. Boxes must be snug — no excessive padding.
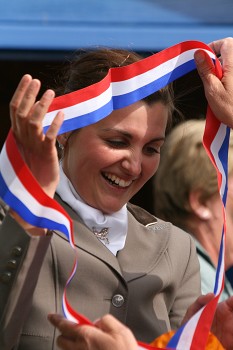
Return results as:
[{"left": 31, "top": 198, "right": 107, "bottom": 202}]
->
[
  {"left": 194, "top": 37, "right": 233, "bottom": 128},
  {"left": 9, "top": 75, "right": 64, "bottom": 234},
  {"left": 10, "top": 74, "right": 64, "bottom": 198},
  {"left": 48, "top": 314, "right": 138, "bottom": 350}
]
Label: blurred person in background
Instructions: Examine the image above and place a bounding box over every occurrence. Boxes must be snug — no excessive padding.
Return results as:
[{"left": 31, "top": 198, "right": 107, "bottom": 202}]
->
[{"left": 154, "top": 119, "right": 233, "bottom": 301}]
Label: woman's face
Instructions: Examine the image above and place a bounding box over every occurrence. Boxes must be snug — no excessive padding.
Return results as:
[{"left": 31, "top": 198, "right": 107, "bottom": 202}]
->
[{"left": 61, "top": 101, "right": 168, "bottom": 214}]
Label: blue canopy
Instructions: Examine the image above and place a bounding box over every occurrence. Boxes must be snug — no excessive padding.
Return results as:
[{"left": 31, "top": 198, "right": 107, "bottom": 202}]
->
[{"left": 0, "top": 0, "right": 233, "bottom": 52}]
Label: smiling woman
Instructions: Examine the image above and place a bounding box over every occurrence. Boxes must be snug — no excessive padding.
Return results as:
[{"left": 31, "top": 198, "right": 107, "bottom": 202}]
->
[
  {"left": 1, "top": 39, "right": 233, "bottom": 350},
  {"left": 0, "top": 47, "right": 201, "bottom": 350}
]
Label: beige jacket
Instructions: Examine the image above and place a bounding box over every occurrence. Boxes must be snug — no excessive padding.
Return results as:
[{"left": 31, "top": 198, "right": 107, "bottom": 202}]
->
[{"left": 0, "top": 198, "right": 201, "bottom": 349}]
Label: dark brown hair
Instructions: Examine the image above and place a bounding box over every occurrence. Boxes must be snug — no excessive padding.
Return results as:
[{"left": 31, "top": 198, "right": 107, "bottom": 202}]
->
[{"left": 54, "top": 48, "right": 174, "bottom": 131}]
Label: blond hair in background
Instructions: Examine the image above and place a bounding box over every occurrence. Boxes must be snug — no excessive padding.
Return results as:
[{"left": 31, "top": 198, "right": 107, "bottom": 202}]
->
[{"left": 154, "top": 119, "right": 233, "bottom": 232}]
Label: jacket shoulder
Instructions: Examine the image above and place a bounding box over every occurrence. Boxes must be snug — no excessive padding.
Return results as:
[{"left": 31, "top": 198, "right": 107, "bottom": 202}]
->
[{"left": 127, "top": 202, "right": 158, "bottom": 226}]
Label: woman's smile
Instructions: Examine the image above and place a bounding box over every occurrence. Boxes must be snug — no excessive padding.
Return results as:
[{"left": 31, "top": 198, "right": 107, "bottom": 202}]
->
[{"left": 102, "top": 172, "right": 134, "bottom": 188}]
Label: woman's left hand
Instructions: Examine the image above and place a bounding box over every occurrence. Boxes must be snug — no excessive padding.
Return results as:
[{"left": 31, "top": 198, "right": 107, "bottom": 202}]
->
[{"left": 194, "top": 37, "right": 233, "bottom": 128}]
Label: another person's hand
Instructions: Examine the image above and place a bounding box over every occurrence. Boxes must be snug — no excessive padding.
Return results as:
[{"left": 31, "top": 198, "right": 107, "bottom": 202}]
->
[
  {"left": 48, "top": 314, "right": 138, "bottom": 350},
  {"left": 211, "top": 296, "right": 233, "bottom": 350},
  {"left": 182, "top": 293, "right": 233, "bottom": 350},
  {"left": 181, "top": 293, "right": 215, "bottom": 325},
  {"left": 194, "top": 37, "right": 233, "bottom": 128}
]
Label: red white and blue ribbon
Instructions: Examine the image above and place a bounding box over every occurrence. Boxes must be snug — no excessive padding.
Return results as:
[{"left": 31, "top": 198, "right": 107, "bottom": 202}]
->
[{"left": 0, "top": 40, "right": 229, "bottom": 350}]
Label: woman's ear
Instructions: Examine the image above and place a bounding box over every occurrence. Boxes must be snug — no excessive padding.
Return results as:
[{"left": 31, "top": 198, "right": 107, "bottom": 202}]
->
[{"left": 189, "top": 190, "right": 211, "bottom": 220}]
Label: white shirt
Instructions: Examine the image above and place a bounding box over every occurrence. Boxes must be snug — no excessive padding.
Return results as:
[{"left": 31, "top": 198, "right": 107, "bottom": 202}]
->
[{"left": 56, "top": 164, "right": 128, "bottom": 255}]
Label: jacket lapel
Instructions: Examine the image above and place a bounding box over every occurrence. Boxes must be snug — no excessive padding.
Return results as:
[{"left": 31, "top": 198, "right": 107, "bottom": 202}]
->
[
  {"left": 55, "top": 194, "right": 124, "bottom": 277},
  {"left": 117, "top": 210, "right": 170, "bottom": 282}
]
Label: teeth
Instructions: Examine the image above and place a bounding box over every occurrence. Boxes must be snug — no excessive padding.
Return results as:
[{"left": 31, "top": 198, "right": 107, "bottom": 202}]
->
[{"left": 104, "top": 172, "right": 132, "bottom": 188}]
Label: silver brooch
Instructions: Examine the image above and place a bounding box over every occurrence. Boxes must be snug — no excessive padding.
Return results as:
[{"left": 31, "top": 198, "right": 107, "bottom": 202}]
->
[{"left": 92, "top": 227, "right": 109, "bottom": 244}]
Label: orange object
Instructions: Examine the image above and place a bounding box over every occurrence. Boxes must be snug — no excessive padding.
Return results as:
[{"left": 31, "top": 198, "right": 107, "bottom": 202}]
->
[{"left": 150, "top": 330, "right": 225, "bottom": 349}]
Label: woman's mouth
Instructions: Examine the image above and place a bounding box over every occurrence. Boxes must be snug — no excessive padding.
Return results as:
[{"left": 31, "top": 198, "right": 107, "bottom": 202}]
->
[{"left": 102, "top": 172, "right": 132, "bottom": 188}]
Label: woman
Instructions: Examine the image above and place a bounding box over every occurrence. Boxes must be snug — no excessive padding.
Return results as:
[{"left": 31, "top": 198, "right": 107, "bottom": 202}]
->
[
  {"left": 0, "top": 38, "right": 233, "bottom": 350},
  {"left": 48, "top": 40, "right": 233, "bottom": 350},
  {"left": 154, "top": 119, "right": 233, "bottom": 301},
  {"left": 0, "top": 47, "right": 200, "bottom": 350}
]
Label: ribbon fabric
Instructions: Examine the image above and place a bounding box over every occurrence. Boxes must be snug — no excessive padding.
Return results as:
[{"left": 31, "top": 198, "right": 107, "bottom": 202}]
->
[{"left": 0, "top": 40, "right": 230, "bottom": 349}]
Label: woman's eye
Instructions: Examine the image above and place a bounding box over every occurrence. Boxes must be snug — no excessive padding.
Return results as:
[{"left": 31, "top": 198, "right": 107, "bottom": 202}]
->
[
  {"left": 107, "top": 140, "right": 127, "bottom": 148},
  {"left": 145, "top": 146, "right": 160, "bottom": 155}
]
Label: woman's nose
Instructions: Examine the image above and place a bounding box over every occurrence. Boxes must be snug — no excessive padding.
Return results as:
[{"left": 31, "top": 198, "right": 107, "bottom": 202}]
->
[{"left": 121, "top": 153, "right": 142, "bottom": 176}]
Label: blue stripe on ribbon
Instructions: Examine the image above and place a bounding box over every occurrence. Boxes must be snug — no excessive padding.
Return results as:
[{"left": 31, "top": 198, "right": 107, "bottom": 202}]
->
[
  {"left": 167, "top": 323, "right": 185, "bottom": 347},
  {"left": 113, "top": 59, "right": 196, "bottom": 109},
  {"left": 218, "top": 127, "right": 230, "bottom": 206},
  {"left": 0, "top": 172, "right": 70, "bottom": 237},
  {"left": 214, "top": 230, "right": 224, "bottom": 295},
  {"left": 44, "top": 59, "right": 196, "bottom": 135},
  {"left": 44, "top": 99, "right": 114, "bottom": 134}
]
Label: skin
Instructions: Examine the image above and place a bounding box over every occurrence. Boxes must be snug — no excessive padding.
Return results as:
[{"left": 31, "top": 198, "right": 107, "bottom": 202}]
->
[
  {"left": 48, "top": 314, "right": 139, "bottom": 350},
  {"left": 194, "top": 37, "right": 233, "bottom": 128},
  {"left": 8, "top": 37, "right": 233, "bottom": 350},
  {"left": 226, "top": 176, "right": 233, "bottom": 267},
  {"left": 58, "top": 102, "right": 168, "bottom": 214},
  {"left": 188, "top": 174, "right": 233, "bottom": 268},
  {"left": 48, "top": 294, "right": 233, "bottom": 350}
]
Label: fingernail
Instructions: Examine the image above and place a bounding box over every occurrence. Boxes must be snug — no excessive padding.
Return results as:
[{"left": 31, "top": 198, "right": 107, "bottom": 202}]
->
[
  {"left": 194, "top": 50, "right": 205, "bottom": 63},
  {"left": 45, "top": 89, "right": 55, "bottom": 98}
]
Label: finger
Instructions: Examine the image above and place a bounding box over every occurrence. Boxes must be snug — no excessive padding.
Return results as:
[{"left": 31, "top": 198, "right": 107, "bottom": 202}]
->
[
  {"left": 194, "top": 49, "right": 216, "bottom": 83},
  {"left": 14, "top": 79, "right": 41, "bottom": 140},
  {"left": 182, "top": 293, "right": 215, "bottom": 324},
  {"left": 29, "top": 89, "right": 55, "bottom": 125},
  {"left": 94, "top": 315, "right": 138, "bottom": 349},
  {"left": 209, "top": 37, "right": 233, "bottom": 66},
  {"left": 225, "top": 295, "right": 233, "bottom": 310},
  {"left": 194, "top": 49, "right": 225, "bottom": 106},
  {"left": 44, "top": 111, "right": 64, "bottom": 146},
  {"left": 94, "top": 314, "right": 122, "bottom": 333},
  {"left": 48, "top": 314, "right": 79, "bottom": 339},
  {"left": 196, "top": 293, "right": 215, "bottom": 307},
  {"left": 10, "top": 74, "right": 32, "bottom": 130},
  {"left": 25, "top": 89, "right": 56, "bottom": 144},
  {"left": 48, "top": 313, "right": 65, "bottom": 327},
  {"left": 95, "top": 314, "right": 132, "bottom": 338},
  {"left": 16, "top": 79, "right": 41, "bottom": 120}
]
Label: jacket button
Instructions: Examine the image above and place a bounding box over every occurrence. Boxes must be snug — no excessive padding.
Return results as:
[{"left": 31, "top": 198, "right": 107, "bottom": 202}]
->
[
  {"left": 7, "top": 259, "right": 17, "bottom": 269},
  {"left": 11, "top": 246, "right": 23, "bottom": 257},
  {"left": 0, "top": 272, "right": 12, "bottom": 284},
  {"left": 112, "top": 294, "right": 125, "bottom": 307}
]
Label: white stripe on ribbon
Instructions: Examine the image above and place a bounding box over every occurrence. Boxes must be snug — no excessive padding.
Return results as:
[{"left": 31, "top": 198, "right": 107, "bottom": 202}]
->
[
  {"left": 0, "top": 142, "right": 74, "bottom": 245},
  {"left": 43, "top": 48, "right": 215, "bottom": 131}
]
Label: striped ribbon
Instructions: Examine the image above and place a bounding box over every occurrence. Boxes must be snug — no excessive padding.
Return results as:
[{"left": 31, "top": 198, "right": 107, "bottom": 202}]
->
[{"left": 0, "top": 40, "right": 229, "bottom": 349}]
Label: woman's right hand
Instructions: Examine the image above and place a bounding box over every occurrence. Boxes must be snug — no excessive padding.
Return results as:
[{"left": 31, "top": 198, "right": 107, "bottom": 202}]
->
[
  {"left": 9, "top": 75, "right": 64, "bottom": 234},
  {"left": 10, "top": 74, "right": 64, "bottom": 198}
]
